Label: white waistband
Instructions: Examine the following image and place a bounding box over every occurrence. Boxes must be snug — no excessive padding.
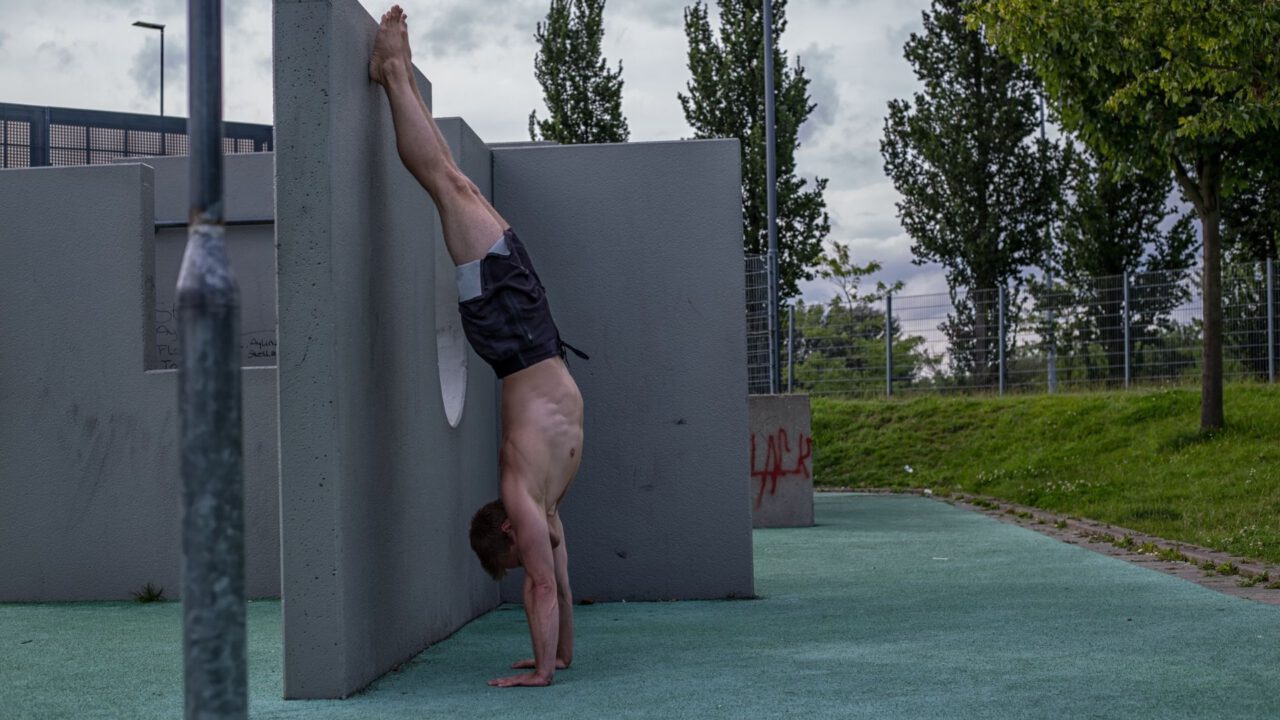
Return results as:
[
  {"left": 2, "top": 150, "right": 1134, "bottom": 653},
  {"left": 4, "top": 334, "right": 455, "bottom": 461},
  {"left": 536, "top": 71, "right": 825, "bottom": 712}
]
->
[{"left": 455, "top": 234, "right": 510, "bottom": 301}]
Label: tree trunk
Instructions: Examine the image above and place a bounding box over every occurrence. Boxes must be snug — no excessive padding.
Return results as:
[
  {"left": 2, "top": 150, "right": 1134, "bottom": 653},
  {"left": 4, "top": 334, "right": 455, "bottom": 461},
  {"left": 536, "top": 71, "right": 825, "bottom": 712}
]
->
[
  {"left": 1174, "top": 153, "right": 1225, "bottom": 431},
  {"left": 1201, "top": 205, "right": 1225, "bottom": 430}
]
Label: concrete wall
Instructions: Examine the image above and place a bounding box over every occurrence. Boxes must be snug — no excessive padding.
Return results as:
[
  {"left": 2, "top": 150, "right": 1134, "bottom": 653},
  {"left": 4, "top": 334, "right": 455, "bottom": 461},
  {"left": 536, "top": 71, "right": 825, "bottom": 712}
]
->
[
  {"left": 0, "top": 163, "right": 280, "bottom": 601},
  {"left": 137, "top": 153, "right": 278, "bottom": 370},
  {"left": 274, "top": 0, "right": 500, "bottom": 700},
  {"left": 492, "top": 140, "right": 755, "bottom": 603},
  {"left": 749, "top": 394, "right": 814, "bottom": 528}
]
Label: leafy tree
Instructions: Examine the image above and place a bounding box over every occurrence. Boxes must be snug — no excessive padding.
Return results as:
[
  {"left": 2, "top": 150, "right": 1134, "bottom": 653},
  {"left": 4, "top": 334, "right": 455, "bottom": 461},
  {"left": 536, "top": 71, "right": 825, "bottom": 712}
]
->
[
  {"left": 790, "top": 244, "right": 934, "bottom": 395},
  {"left": 680, "top": 0, "right": 829, "bottom": 299},
  {"left": 1222, "top": 136, "right": 1280, "bottom": 264},
  {"left": 1048, "top": 142, "right": 1198, "bottom": 382},
  {"left": 972, "top": 0, "right": 1280, "bottom": 428},
  {"left": 529, "top": 0, "right": 630, "bottom": 144},
  {"left": 1220, "top": 133, "right": 1280, "bottom": 380},
  {"left": 881, "top": 0, "right": 1062, "bottom": 384}
]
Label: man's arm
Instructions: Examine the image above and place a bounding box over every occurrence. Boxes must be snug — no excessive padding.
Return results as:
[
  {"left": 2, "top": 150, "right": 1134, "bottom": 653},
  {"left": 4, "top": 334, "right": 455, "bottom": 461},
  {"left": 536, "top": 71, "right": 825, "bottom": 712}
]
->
[
  {"left": 512, "top": 512, "right": 573, "bottom": 669},
  {"left": 488, "top": 490, "right": 558, "bottom": 688},
  {"left": 551, "top": 514, "right": 573, "bottom": 667}
]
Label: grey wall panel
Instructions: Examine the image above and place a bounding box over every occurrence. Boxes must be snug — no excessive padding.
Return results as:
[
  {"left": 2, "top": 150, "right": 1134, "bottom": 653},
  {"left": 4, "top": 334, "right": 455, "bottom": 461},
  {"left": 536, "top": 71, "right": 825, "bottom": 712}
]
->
[
  {"left": 0, "top": 163, "right": 280, "bottom": 601},
  {"left": 491, "top": 140, "right": 754, "bottom": 603},
  {"left": 134, "top": 154, "right": 277, "bottom": 369},
  {"left": 274, "top": 0, "right": 499, "bottom": 699}
]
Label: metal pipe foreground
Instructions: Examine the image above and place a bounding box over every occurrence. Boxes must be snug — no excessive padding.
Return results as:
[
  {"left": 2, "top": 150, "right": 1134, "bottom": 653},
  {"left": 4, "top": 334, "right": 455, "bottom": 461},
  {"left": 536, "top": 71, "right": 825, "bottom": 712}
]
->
[{"left": 179, "top": 0, "right": 247, "bottom": 717}]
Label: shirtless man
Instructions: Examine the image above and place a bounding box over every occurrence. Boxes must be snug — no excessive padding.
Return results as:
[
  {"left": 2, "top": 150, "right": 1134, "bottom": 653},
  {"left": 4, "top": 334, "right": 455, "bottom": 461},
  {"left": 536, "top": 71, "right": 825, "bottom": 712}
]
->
[{"left": 370, "top": 5, "right": 585, "bottom": 688}]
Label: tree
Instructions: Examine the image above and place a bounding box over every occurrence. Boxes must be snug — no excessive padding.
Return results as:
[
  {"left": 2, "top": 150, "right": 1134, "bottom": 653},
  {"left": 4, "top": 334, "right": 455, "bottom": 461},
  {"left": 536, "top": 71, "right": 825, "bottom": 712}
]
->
[
  {"left": 880, "top": 0, "right": 1061, "bottom": 384},
  {"left": 1222, "top": 135, "right": 1280, "bottom": 264},
  {"left": 680, "top": 0, "right": 829, "bottom": 299},
  {"left": 972, "top": 0, "right": 1280, "bottom": 429},
  {"left": 1049, "top": 142, "right": 1198, "bottom": 382},
  {"left": 791, "top": 243, "right": 933, "bottom": 395},
  {"left": 529, "top": 0, "right": 630, "bottom": 144}
]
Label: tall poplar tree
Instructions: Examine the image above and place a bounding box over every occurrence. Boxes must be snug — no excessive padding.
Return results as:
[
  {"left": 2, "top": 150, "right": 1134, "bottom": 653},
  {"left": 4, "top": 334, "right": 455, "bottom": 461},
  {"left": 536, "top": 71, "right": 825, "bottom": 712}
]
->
[
  {"left": 680, "top": 0, "right": 829, "bottom": 299},
  {"left": 880, "top": 0, "right": 1060, "bottom": 382},
  {"left": 529, "top": 0, "right": 630, "bottom": 144}
]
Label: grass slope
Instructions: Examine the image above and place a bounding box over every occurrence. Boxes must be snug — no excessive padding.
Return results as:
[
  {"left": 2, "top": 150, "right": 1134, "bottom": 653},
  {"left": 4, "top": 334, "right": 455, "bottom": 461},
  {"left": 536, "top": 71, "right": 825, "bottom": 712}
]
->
[{"left": 812, "top": 384, "right": 1280, "bottom": 564}]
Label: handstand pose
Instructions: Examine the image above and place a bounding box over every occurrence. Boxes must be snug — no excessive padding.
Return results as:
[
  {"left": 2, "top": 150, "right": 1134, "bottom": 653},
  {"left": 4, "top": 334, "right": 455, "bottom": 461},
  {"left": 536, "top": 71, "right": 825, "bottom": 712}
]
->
[{"left": 370, "top": 5, "right": 585, "bottom": 688}]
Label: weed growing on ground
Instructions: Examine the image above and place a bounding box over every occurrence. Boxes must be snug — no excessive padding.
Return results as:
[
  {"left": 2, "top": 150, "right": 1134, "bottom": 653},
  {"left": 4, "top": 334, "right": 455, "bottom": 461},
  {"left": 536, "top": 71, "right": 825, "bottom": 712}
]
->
[
  {"left": 132, "top": 583, "right": 165, "bottom": 603},
  {"left": 1237, "top": 572, "right": 1271, "bottom": 588}
]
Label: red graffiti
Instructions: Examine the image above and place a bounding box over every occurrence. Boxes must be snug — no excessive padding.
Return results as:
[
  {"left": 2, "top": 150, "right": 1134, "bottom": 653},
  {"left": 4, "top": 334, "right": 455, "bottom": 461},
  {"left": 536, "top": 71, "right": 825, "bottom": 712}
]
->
[{"left": 750, "top": 428, "right": 813, "bottom": 509}]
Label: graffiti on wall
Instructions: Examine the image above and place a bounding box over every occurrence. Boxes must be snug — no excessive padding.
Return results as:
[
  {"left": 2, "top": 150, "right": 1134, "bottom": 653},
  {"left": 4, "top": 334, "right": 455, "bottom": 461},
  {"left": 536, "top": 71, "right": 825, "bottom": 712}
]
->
[
  {"left": 750, "top": 428, "right": 812, "bottom": 509},
  {"left": 153, "top": 303, "right": 277, "bottom": 369}
]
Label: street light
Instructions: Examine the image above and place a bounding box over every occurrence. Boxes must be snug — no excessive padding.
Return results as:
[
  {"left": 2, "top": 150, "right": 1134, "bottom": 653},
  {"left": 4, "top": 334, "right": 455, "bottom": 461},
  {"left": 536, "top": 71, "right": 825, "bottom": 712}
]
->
[{"left": 132, "top": 21, "right": 166, "bottom": 117}]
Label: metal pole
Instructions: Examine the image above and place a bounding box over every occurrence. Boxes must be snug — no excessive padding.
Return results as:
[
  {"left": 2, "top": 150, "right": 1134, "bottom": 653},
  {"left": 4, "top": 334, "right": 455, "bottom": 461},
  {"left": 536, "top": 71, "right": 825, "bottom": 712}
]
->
[
  {"left": 993, "top": 285, "right": 1003, "bottom": 394},
  {"left": 1123, "top": 272, "right": 1131, "bottom": 388},
  {"left": 787, "top": 304, "right": 795, "bottom": 393},
  {"left": 1047, "top": 273, "right": 1058, "bottom": 393},
  {"left": 180, "top": 1, "right": 246, "bottom": 718},
  {"left": 1039, "top": 97, "right": 1057, "bottom": 394},
  {"left": 1268, "top": 257, "right": 1275, "bottom": 384},
  {"left": 885, "top": 293, "right": 894, "bottom": 397},
  {"left": 161, "top": 27, "right": 166, "bottom": 118},
  {"left": 763, "top": 0, "right": 780, "bottom": 394}
]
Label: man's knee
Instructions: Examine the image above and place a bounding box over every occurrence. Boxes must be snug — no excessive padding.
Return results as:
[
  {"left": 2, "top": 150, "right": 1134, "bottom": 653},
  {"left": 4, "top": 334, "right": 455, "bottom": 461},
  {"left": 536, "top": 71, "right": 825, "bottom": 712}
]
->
[{"left": 432, "top": 166, "right": 481, "bottom": 204}]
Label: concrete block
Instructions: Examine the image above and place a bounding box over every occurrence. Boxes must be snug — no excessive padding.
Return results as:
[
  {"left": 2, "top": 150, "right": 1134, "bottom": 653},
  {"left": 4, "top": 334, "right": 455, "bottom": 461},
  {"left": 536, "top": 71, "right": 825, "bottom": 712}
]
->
[
  {"left": 0, "top": 163, "right": 280, "bottom": 600},
  {"left": 274, "top": 0, "right": 499, "bottom": 699},
  {"left": 749, "top": 394, "right": 814, "bottom": 528},
  {"left": 492, "top": 140, "right": 755, "bottom": 602}
]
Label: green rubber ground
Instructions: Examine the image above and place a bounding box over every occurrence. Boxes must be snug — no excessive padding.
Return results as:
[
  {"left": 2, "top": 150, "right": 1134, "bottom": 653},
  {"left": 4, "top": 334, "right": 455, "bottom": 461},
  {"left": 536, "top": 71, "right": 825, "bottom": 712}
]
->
[{"left": 3, "top": 494, "right": 1277, "bottom": 719}]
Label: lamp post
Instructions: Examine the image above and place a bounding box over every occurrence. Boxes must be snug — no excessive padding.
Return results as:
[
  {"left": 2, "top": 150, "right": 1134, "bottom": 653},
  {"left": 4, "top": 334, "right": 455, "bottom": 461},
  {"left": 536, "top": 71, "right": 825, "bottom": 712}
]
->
[
  {"left": 763, "top": 0, "right": 780, "bottom": 394},
  {"left": 132, "top": 21, "right": 166, "bottom": 117},
  {"left": 133, "top": 20, "right": 166, "bottom": 156}
]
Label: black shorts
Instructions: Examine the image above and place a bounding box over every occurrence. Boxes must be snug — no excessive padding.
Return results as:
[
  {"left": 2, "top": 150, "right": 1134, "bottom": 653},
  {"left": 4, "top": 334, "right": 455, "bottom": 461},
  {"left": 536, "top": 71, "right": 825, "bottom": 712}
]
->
[{"left": 458, "top": 228, "right": 586, "bottom": 378}]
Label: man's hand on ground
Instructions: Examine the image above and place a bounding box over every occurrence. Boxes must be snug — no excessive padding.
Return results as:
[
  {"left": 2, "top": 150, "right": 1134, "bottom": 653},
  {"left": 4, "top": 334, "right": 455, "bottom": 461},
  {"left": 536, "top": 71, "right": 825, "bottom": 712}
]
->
[
  {"left": 488, "top": 672, "right": 553, "bottom": 688},
  {"left": 511, "top": 658, "right": 568, "bottom": 670}
]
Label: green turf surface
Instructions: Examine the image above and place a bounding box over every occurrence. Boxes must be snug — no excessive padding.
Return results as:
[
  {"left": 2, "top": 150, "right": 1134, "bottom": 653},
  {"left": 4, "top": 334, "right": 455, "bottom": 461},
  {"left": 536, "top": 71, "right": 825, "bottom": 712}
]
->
[
  {"left": 812, "top": 384, "right": 1280, "bottom": 563},
  {"left": 4, "top": 494, "right": 1278, "bottom": 719}
]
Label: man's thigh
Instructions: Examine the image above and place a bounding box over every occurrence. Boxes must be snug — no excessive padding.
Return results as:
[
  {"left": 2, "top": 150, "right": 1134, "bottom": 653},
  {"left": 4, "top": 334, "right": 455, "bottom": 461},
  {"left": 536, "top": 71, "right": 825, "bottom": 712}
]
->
[{"left": 437, "top": 177, "right": 508, "bottom": 266}]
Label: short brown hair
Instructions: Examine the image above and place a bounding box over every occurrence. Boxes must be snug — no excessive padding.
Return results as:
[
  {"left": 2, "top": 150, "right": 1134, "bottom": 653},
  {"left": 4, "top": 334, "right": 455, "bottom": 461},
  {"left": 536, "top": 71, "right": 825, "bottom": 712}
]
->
[{"left": 470, "top": 499, "right": 512, "bottom": 580}]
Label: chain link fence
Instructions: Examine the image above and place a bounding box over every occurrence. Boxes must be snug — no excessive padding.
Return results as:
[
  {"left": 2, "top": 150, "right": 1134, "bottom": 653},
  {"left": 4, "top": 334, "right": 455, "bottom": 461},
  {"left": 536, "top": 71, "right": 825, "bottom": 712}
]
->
[{"left": 747, "top": 256, "right": 1279, "bottom": 397}]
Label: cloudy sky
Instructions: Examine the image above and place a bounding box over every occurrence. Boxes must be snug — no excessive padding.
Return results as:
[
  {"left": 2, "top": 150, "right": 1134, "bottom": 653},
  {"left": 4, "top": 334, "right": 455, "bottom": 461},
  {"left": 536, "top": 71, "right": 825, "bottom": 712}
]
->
[{"left": 0, "top": 0, "right": 948, "bottom": 302}]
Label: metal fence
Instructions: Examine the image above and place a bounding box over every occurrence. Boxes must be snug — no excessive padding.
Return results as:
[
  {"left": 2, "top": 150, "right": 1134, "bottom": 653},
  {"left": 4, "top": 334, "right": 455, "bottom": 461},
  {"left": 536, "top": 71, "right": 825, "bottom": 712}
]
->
[
  {"left": 747, "top": 256, "right": 1279, "bottom": 397},
  {"left": 0, "top": 102, "right": 272, "bottom": 169},
  {"left": 746, "top": 254, "right": 773, "bottom": 394}
]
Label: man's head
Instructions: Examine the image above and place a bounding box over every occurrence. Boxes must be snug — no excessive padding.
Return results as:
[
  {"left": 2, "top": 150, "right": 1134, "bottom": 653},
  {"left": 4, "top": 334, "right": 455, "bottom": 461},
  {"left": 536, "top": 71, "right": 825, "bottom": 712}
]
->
[{"left": 470, "top": 498, "right": 519, "bottom": 580}]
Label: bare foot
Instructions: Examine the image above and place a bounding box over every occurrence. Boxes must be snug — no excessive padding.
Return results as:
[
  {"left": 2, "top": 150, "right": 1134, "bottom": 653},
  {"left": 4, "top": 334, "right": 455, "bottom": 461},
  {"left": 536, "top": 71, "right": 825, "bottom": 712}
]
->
[{"left": 369, "top": 5, "right": 411, "bottom": 86}]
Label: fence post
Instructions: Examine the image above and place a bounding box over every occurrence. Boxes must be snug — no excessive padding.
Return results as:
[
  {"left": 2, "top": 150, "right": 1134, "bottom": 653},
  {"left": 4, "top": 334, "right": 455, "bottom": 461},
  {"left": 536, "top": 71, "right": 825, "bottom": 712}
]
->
[
  {"left": 180, "top": 1, "right": 247, "bottom": 717},
  {"left": 1268, "top": 257, "right": 1276, "bottom": 384},
  {"left": 997, "top": 286, "right": 1006, "bottom": 396},
  {"left": 1123, "top": 272, "right": 1131, "bottom": 388},
  {"left": 885, "top": 293, "right": 894, "bottom": 397},
  {"left": 787, "top": 303, "right": 795, "bottom": 393},
  {"left": 30, "top": 106, "right": 50, "bottom": 167},
  {"left": 1046, "top": 274, "right": 1058, "bottom": 393}
]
